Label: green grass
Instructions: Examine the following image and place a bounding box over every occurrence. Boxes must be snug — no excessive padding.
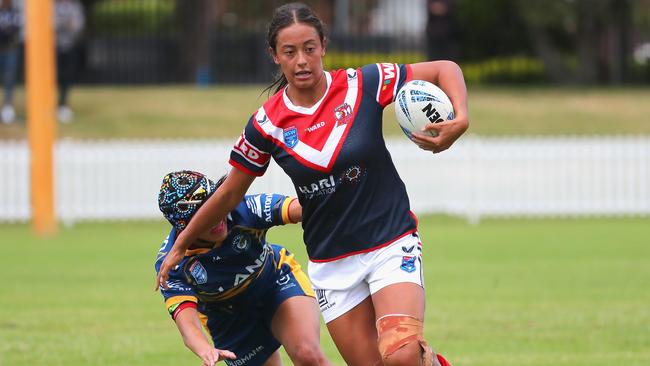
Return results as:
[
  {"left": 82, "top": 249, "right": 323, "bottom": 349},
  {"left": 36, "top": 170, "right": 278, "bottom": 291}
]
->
[
  {"left": 2, "top": 85, "right": 650, "bottom": 140},
  {"left": 1, "top": 216, "right": 649, "bottom": 365}
]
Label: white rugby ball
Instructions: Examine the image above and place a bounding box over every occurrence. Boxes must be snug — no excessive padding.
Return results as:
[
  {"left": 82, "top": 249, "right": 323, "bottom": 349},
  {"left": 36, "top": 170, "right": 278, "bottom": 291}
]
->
[{"left": 395, "top": 80, "right": 454, "bottom": 138}]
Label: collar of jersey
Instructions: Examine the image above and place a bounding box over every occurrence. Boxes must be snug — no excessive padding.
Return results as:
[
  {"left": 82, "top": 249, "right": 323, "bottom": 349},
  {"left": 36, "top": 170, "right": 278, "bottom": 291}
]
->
[{"left": 282, "top": 71, "right": 332, "bottom": 115}]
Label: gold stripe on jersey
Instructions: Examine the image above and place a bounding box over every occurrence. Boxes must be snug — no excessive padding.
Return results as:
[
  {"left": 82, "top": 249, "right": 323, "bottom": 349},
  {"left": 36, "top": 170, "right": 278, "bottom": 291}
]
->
[
  {"left": 165, "top": 295, "right": 198, "bottom": 314},
  {"left": 277, "top": 247, "right": 315, "bottom": 297},
  {"left": 281, "top": 197, "right": 297, "bottom": 224}
]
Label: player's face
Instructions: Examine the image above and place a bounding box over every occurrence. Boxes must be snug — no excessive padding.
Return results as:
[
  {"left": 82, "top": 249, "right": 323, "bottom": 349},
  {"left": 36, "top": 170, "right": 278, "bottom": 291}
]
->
[
  {"left": 197, "top": 219, "right": 228, "bottom": 245},
  {"left": 272, "top": 22, "right": 326, "bottom": 90}
]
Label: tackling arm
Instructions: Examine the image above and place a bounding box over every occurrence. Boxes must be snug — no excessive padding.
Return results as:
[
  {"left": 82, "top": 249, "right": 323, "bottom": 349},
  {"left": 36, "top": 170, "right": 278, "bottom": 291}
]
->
[{"left": 174, "top": 305, "right": 236, "bottom": 365}]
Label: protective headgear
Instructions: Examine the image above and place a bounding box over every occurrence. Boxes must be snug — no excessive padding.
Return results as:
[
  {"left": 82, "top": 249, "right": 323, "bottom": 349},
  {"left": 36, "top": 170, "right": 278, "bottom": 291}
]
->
[{"left": 158, "top": 170, "right": 222, "bottom": 230}]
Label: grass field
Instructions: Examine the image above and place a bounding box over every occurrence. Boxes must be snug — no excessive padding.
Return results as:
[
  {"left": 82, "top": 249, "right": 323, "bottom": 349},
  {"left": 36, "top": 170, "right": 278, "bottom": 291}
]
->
[
  {"left": 2, "top": 84, "right": 649, "bottom": 365},
  {"left": 1, "top": 85, "right": 650, "bottom": 139},
  {"left": 1, "top": 216, "right": 649, "bottom": 366}
]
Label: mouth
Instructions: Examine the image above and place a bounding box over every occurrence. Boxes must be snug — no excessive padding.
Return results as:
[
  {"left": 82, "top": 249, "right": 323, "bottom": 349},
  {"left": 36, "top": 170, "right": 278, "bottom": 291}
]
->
[{"left": 295, "top": 70, "right": 312, "bottom": 80}]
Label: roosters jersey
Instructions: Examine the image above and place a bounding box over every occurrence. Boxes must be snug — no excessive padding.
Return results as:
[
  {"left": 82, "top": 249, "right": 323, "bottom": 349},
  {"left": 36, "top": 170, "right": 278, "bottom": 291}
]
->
[
  {"left": 229, "top": 63, "right": 418, "bottom": 262},
  {"left": 155, "top": 193, "right": 296, "bottom": 312}
]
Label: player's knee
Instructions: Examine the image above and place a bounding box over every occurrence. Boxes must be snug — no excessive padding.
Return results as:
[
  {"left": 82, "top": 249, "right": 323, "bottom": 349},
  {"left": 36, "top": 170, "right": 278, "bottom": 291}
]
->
[
  {"left": 382, "top": 341, "right": 424, "bottom": 366},
  {"left": 376, "top": 314, "right": 434, "bottom": 366},
  {"left": 287, "top": 342, "right": 327, "bottom": 366}
]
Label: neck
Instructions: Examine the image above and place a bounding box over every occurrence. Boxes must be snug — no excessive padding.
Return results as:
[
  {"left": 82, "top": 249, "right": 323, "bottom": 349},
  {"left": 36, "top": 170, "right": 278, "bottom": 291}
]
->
[{"left": 286, "top": 71, "right": 327, "bottom": 108}]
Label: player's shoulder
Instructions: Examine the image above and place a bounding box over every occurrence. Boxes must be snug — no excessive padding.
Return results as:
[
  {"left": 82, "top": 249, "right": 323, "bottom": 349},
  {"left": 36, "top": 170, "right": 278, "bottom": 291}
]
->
[{"left": 231, "top": 194, "right": 267, "bottom": 224}]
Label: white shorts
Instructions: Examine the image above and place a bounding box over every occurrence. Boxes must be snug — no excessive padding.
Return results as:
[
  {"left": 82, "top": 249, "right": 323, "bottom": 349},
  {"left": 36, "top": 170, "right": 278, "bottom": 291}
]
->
[{"left": 308, "top": 232, "right": 425, "bottom": 323}]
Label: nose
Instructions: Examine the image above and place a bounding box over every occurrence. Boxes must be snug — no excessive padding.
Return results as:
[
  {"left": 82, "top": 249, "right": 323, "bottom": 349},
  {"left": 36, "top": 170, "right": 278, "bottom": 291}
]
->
[{"left": 297, "top": 50, "right": 307, "bottom": 66}]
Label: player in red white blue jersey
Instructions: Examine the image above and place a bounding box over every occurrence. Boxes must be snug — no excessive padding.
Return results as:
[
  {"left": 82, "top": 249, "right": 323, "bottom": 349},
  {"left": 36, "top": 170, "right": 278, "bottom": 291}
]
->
[
  {"left": 155, "top": 170, "right": 331, "bottom": 366},
  {"left": 157, "top": 3, "right": 468, "bottom": 366}
]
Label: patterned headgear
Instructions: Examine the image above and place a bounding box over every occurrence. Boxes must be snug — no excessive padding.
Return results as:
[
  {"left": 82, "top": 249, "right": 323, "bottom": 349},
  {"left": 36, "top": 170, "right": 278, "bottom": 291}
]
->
[{"left": 158, "top": 170, "right": 219, "bottom": 230}]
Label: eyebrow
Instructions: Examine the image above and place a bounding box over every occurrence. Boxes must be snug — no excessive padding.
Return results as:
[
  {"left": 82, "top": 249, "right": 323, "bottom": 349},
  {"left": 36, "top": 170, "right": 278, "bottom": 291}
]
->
[{"left": 280, "top": 39, "right": 317, "bottom": 49}]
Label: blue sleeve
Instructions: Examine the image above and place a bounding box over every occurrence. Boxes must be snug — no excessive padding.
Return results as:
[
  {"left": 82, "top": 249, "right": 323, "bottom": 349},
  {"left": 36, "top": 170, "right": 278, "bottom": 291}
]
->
[
  {"left": 154, "top": 230, "right": 197, "bottom": 310},
  {"left": 240, "top": 193, "right": 292, "bottom": 229}
]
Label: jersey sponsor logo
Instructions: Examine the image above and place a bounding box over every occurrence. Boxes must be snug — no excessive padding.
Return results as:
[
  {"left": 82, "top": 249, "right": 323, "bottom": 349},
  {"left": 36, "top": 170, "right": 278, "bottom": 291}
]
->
[
  {"left": 298, "top": 175, "right": 336, "bottom": 199},
  {"left": 283, "top": 127, "right": 299, "bottom": 148},
  {"left": 334, "top": 103, "right": 352, "bottom": 126},
  {"left": 263, "top": 194, "right": 273, "bottom": 222},
  {"left": 233, "top": 134, "right": 270, "bottom": 167},
  {"left": 233, "top": 245, "right": 269, "bottom": 286},
  {"left": 400, "top": 256, "right": 417, "bottom": 273},
  {"left": 380, "top": 62, "right": 396, "bottom": 92},
  {"left": 189, "top": 261, "right": 208, "bottom": 285},
  {"left": 306, "top": 121, "right": 326, "bottom": 133},
  {"left": 377, "top": 63, "right": 400, "bottom": 106},
  {"left": 225, "top": 345, "right": 264, "bottom": 366},
  {"left": 346, "top": 68, "right": 357, "bottom": 79}
]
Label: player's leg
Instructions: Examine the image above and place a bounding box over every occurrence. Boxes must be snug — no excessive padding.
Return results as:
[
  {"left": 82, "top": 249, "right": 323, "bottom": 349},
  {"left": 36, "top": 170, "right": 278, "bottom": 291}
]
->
[
  {"left": 325, "top": 295, "right": 382, "bottom": 366},
  {"left": 368, "top": 233, "right": 449, "bottom": 366},
  {"left": 261, "top": 350, "right": 283, "bottom": 366},
  {"left": 372, "top": 282, "right": 431, "bottom": 366},
  {"left": 271, "top": 295, "right": 331, "bottom": 366},
  {"left": 268, "top": 245, "right": 331, "bottom": 366}
]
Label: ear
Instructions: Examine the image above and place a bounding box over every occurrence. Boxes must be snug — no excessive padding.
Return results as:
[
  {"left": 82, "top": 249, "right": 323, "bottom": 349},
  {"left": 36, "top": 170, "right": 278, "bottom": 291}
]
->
[
  {"left": 321, "top": 37, "right": 328, "bottom": 57},
  {"left": 269, "top": 47, "right": 280, "bottom": 65}
]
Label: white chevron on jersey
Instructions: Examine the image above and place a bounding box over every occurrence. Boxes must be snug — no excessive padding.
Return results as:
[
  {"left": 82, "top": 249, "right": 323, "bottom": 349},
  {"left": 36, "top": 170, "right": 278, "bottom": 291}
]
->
[{"left": 254, "top": 69, "right": 359, "bottom": 169}]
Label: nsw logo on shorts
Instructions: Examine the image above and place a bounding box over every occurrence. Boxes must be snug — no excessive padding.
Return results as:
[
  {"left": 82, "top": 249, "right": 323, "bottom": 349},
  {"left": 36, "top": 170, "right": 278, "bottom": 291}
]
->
[{"left": 400, "top": 256, "right": 417, "bottom": 273}]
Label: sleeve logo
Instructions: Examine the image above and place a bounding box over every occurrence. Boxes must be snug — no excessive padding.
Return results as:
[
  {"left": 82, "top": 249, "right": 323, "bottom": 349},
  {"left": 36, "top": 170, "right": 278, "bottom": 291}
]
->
[{"left": 233, "top": 134, "right": 271, "bottom": 167}]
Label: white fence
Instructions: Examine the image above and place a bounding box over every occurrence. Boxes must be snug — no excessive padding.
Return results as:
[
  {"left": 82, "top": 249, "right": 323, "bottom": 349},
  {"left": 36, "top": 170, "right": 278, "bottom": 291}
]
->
[{"left": 1, "top": 136, "right": 649, "bottom": 224}]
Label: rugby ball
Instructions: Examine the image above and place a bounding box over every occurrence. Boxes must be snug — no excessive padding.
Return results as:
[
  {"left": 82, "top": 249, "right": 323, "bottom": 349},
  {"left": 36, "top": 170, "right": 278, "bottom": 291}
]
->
[{"left": 395, "top": 80, "right": 454, "bottom": 138}]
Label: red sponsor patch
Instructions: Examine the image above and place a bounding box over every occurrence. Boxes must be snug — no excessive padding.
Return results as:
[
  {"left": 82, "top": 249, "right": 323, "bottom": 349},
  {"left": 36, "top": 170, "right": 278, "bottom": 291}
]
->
[
  {"left": 233, "top": 134, "right": 271, "bottom": 167},
  {"left": 378, "top": 63, "right": 398, "bottom": 107}
]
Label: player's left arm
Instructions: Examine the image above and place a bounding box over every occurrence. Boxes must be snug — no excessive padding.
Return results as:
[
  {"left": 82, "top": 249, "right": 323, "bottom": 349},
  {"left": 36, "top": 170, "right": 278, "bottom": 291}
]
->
[
  {"left": 409, "top": 61, "right": 469, "bottom": 153},
  {"left": 286, "top": 197, "right": 302, "bottom": 223},
  {"left": 174, "top": 306, "right": 236, "bottom": 365}
]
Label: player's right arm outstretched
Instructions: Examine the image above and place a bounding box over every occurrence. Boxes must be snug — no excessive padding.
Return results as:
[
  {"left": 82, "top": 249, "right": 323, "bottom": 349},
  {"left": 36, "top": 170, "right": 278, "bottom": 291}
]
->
[{"left": 174, "top": 306, "right": 236, "bottom": 365}]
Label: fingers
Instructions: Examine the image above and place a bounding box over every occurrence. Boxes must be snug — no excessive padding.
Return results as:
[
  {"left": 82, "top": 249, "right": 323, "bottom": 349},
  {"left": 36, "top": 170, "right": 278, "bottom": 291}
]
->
[
  {"left": 218, "top": 349, "right": 237, "bottom": 360},
  {"left": 201, "top": 349, "right": 236, "bottom": 366},
  {"left": 410, "top": 132, "right": 446, "bottom": 153},
  {"left": 154, "top": 265, "right": 170, "bottom": 291}
]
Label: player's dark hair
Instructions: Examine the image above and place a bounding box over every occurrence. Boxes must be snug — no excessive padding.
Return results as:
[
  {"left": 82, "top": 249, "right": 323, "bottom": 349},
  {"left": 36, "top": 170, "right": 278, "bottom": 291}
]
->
[{"left": 263, "top": 2, "right": 327, "bottom": 97}]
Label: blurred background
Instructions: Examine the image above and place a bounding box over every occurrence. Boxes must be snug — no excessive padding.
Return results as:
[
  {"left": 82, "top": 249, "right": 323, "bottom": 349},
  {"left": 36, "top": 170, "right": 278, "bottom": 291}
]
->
[{"left": 1, "top": 1, "right": 649, "bottom": 366}]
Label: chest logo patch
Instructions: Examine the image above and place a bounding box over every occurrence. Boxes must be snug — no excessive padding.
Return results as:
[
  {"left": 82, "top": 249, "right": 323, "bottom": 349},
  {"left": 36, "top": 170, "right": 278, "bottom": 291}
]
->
[
  {"left": 334, "top": 103, "right": 353, "bottom": 126},
  {"left": 232, "top": 234, "right": 251, "bottom": 253},
  {"left": 283, "top": 127, "right": 299, "bottom": 149},
  {"left": 189, "top": 261, "right": 208, "bottom": 285}
]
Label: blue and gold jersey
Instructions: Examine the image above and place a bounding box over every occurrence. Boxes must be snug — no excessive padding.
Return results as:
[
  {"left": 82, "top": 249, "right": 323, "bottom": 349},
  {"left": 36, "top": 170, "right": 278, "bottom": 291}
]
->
[{"left": 155, "top": 193, "right": 296, "bottom": 315}]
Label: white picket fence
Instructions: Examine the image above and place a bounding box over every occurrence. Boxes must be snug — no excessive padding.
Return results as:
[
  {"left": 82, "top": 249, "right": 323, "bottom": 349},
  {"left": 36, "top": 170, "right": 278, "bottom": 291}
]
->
[{"left": 1, "top": 136, "right": 649, "bottom": 224}]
